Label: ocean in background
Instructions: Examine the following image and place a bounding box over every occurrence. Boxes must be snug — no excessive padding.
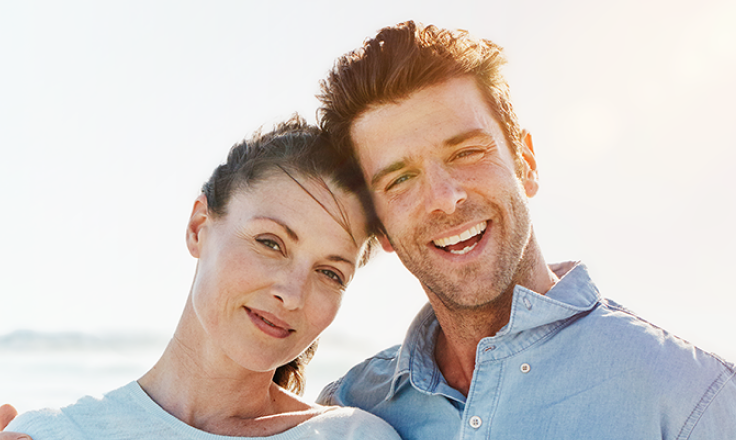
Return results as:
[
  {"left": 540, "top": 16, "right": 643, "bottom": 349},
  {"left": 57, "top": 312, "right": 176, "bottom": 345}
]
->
[
  {"left": 0, "top": 330, "right": 166, "bottom": 414},
  {"left": 0, "top": 253, "right": 428, "bottom": 415},
  {"left": 0, "top": 329, "right": 382, "bottom": 415}
]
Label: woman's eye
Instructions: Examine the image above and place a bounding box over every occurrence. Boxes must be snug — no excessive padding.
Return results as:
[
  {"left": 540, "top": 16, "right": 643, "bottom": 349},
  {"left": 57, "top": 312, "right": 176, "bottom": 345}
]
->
[
  {"left": 256, "top": 238, "right": 282, "bottom": 252},
  {"left": 319, "top": 269, "right": 344, "bottom": 286}
]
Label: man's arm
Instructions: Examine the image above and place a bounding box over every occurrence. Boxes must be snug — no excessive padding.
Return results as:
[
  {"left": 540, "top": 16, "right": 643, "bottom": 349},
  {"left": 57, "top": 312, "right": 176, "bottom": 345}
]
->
[{"left": 0, "top": 405, "right": 31, "bottom": 440}]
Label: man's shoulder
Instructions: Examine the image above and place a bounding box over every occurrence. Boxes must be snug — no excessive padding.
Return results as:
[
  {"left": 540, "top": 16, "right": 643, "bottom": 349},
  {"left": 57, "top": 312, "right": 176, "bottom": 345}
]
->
[
  {"left": 317, "top": 344, "right": 402, "bottom": 408},
  {"left": 580, "top": 297, "right": 735, "bottom": 392},
  {"left": 586, "top": 298, "right": 736, "bottom": 436},
  {"left": 594, "top": 298, "right": 732, "bottom": 361}
]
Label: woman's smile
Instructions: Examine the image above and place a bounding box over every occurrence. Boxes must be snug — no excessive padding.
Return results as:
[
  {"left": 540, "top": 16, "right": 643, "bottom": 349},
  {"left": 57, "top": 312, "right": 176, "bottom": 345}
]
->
[{"left": 245, "top": 306, "right": 294, "bottom": 339}]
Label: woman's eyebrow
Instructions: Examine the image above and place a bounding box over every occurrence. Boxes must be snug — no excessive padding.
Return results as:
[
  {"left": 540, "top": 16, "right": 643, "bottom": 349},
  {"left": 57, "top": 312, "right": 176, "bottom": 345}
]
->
[
  {"left": 253, "top": 216, "right": 356, "bottom": 266},
  {"left": 252, "top": 216, "right": 299, "bottom": 242},
  {"left": 327, "top": 254, "right": 356, "bottom": 267}
]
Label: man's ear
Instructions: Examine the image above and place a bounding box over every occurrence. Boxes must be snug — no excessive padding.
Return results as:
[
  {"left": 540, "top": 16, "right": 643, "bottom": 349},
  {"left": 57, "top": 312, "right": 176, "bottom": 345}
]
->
[
  {"left": 186, "top": 194, "right": 210, "bottom": 258},
  {"left": 520, "top": 130, "right": 539, "bottom": 197},
  {"left": 377, "top": 233, "right": 394, "bottom": 253}
]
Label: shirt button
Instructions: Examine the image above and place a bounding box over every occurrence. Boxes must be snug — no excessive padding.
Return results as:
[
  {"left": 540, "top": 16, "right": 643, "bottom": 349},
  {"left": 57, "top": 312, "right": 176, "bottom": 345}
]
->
[
  {"left": 469, "top": 415, "right": 482, "bottom": 428},
  {"left": 520, "top": 363, "right": 531, "bottom": 373},
  {"left": 523, "top": 297, "right": 533, "bottom": 310}
]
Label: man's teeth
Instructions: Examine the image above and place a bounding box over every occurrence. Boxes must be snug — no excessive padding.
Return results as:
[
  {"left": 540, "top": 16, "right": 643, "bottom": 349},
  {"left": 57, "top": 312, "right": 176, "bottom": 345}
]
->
[
  {"left": 433, "top": 221, "right": 487, "bottom": 248},
  {"left": 450, "top": 243, "right": 477, "bottom": 255}
]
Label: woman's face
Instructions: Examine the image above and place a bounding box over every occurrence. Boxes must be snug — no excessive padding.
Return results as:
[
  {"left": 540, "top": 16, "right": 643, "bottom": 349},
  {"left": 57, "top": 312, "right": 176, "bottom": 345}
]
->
[{"left": 186, "top": 172, "right": 369, "bottom": 373}]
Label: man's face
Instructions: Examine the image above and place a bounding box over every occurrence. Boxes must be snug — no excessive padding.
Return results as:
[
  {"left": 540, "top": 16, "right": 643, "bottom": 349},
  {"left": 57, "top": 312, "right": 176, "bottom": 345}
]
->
[{"left": 351, "top": 76, "right": 539, "bottom": 310}]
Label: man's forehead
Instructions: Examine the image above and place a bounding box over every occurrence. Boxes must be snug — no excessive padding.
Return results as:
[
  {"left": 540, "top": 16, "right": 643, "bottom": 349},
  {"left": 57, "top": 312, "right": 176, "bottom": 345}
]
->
[{"left": 350, "top": 82, "right": 507, "bottom": 171}]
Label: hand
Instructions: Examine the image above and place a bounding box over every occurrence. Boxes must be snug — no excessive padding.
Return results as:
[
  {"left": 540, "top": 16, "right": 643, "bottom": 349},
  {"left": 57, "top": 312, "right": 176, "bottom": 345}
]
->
[{"left": 0, "top": 405, "right": 31, "bottom": 440}]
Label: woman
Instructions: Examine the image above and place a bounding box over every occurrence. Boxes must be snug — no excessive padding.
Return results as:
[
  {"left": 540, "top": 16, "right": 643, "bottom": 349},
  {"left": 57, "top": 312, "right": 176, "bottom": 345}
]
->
[{"left": 3, "top": 116, "right": 401, "bottom": 439}]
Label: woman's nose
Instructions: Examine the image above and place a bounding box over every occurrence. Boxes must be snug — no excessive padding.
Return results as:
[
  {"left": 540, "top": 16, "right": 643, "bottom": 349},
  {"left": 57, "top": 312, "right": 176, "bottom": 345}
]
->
[{"left": 271, "top": 271, "right": 309, "bottom": 310}]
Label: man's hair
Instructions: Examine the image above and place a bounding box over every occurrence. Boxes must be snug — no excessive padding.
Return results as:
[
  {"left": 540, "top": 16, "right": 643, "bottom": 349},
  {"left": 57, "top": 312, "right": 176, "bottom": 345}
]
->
[
  {"left": 201, "top": 114, "right": 378, "bottom": 395},
  {"left": 318, "top": 20, "right": 524, "bottom": 173}
]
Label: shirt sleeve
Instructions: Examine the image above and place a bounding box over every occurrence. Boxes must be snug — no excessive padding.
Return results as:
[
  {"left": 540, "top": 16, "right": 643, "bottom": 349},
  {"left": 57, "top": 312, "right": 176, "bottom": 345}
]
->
[
  {"left": 315, "top": 377, "right": 344, "bottom": 406},
  {"left": 684, "top": 369, "right": 736, "bottom": 439}
]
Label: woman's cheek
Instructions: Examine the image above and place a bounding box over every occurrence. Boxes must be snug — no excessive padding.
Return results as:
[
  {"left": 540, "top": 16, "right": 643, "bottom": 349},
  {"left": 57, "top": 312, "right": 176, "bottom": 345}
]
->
[{"left": 315, "top": 291, "right": 342, "bottom": 332}]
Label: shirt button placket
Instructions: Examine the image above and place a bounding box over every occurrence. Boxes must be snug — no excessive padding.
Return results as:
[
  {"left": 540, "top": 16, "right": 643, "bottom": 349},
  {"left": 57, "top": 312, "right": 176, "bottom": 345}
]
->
[{"left": 463, "top": 343, "right": 500, "bottom": 438}]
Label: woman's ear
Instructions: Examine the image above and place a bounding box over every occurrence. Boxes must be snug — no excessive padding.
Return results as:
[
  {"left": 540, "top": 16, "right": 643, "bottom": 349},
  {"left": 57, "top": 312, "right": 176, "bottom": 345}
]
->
[{"left": 186, "top": 194, "right": 210, "bottom": 258}]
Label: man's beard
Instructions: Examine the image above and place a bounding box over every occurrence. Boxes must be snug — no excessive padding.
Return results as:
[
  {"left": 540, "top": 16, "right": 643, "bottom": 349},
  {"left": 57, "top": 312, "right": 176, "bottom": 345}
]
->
[{"left": 389, "top": 191, "right": 533, "bottom": 312}]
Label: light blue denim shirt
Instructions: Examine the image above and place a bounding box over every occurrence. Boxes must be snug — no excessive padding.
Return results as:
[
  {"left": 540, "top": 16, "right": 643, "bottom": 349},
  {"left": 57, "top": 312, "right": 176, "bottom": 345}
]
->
[{"left": 318, "top": 262, "right": 736, "bottom": 439}]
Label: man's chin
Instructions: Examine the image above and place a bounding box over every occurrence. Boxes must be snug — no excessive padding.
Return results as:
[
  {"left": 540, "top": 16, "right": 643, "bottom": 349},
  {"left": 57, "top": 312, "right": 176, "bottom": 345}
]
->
[{"left": 423, "top": 280, "right": 505, "bottom": 311}]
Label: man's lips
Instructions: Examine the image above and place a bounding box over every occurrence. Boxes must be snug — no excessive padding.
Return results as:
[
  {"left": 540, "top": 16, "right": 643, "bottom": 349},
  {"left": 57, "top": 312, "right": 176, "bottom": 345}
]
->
[
  {"left": 245, "top": 307, "right": 294, "bottom": 339},
  {"left": 432, "top": 221, "right": 488, "bottom": 255}
]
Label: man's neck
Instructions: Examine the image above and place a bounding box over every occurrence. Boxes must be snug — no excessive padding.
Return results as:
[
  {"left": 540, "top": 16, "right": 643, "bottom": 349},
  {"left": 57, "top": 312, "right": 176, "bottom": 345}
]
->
[
  {"left": 432, "top": 296, "right": 513, "bottom": 396},
  {"left": 431, "top": 239, "right": 558, "bottom": 396}
]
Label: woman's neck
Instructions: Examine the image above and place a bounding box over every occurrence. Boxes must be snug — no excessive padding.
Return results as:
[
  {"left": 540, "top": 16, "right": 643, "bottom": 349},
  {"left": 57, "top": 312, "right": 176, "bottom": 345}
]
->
[{"left": 137, "top": 301, "right": 316, "bottom": 436}]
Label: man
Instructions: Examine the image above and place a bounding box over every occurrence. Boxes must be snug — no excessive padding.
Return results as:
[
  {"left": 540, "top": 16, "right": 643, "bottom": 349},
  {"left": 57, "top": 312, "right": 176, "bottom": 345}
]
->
[{"left": 315, "top": 21, "right": 736, "bottom": 439}]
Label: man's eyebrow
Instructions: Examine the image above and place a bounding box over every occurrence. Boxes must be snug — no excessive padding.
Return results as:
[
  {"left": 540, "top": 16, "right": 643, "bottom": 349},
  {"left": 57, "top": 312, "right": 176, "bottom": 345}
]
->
[
  {"left": 253, "top": 216, "right": 299, "bottom": 242},
  {"left": 369, "top": 130, "right": 493, "bottom": 188},
  {"left": 443, "top": 129, "right": 490, "bottom": 147},
  {"left": 370, "top": 160, "right": 407, "bottom": 188}
]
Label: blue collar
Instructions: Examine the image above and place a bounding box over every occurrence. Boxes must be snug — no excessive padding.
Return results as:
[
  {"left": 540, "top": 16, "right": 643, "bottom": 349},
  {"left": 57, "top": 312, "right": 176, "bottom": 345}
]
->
[{"left": 385, "top": 262, "right": 601, "bottom": 401}]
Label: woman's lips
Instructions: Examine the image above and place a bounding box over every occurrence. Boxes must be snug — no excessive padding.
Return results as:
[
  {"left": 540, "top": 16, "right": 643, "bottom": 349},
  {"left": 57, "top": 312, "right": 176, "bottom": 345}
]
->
[{"left": 245, "top": 307, "right": 294, "bottom": 339}]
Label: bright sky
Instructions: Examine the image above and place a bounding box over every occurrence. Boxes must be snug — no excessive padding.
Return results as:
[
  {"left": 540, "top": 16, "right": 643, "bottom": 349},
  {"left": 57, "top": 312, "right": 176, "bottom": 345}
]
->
[{"left": 1, "top": 0, "right": 735, "bottom": 364}]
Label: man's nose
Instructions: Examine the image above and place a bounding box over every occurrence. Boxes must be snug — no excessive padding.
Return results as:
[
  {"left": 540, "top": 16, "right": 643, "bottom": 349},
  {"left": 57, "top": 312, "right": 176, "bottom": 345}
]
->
[{"left": 423, "top": 164, "right": 467, "bottom": 215}]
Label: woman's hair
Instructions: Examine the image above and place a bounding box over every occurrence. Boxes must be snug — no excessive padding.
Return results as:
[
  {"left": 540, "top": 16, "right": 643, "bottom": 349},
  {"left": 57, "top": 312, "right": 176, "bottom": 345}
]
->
[{"left": 201, "top": 114, "right": 378, "bottom": 395}]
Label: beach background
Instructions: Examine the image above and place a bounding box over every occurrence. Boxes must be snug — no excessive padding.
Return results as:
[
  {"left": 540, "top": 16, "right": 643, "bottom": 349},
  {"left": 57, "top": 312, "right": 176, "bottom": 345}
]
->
[{"left": 2, "top": 0, "right": 735, "bottom": 414}]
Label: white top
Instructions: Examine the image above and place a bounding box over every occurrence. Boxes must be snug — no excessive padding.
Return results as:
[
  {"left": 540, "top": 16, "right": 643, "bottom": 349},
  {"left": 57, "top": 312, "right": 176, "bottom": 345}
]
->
[{"left": 7, "top": 381, "right": 401, "bottom": 440}]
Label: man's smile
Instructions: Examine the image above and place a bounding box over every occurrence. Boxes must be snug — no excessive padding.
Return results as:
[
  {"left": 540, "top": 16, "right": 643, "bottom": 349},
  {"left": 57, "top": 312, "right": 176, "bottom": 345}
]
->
[{"left": 432, "top": 221, "right": 487, "bottom": 255}]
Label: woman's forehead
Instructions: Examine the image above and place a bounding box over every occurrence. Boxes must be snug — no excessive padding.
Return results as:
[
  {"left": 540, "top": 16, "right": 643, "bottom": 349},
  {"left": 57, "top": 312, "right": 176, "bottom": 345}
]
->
[{"left": 232, "top": 172, "right": 369, "bottom": 246}]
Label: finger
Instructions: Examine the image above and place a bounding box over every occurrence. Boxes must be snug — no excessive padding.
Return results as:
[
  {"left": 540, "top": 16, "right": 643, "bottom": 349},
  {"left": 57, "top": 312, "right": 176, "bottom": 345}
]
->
[
  {"left": 0, "top": 405, "right": 18, "bottom": 430},
  {"left": 0, "top": 434, "right": 32, "bottom": 440}
]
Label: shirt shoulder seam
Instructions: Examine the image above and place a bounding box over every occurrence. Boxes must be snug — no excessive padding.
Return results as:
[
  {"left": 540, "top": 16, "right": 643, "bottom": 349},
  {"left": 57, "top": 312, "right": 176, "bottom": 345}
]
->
[{"left": 676, "top": 366, "right": 736, "bottom": 439}]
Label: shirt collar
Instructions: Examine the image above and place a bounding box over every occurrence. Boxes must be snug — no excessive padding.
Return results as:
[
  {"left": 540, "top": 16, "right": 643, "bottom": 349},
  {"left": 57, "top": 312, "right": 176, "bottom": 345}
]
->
[{"left": 385, "top": 261, "right": 601, "bottom": 401}]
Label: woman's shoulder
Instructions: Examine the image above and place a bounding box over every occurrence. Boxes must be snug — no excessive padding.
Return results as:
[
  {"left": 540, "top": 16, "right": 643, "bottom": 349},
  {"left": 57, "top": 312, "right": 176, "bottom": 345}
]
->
[
  {"left": 5, "top": 398, "right": 103, "bottom": 439},
  {"left": 5, "top": 382, "right": 154, "bottom": 439},
  {"left": 296, "top": 405, "right": 401, "bottom": 440},
  {"left": 6, "top": 406, "right": 70, "bottom": 434}
]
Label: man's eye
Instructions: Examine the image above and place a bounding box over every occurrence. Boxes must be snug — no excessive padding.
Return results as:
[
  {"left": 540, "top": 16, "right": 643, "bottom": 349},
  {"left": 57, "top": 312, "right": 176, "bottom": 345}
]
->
[
  {"left": 454, "top": 149, "right": 483, "bottom": 160},
  {"left": 386, "top": 174, "right": 412, "bottom": 191},
  {"left": 319, "top": 269, "right": 344, "bottom": 286}
]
